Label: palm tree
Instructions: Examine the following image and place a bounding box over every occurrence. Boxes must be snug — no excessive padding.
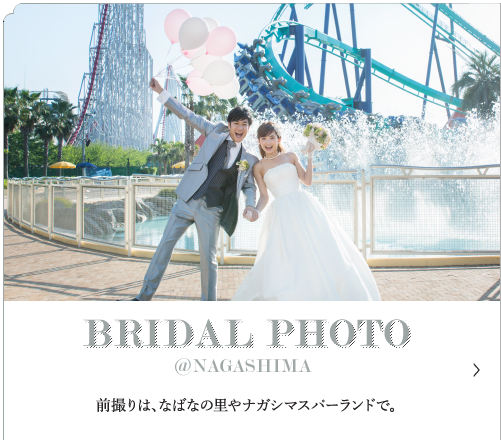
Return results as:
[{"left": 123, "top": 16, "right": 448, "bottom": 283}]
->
[
  {"left": 164, "top": 140, "right": 185, "bottom": 174},
  {"left": 17, "top": 90, "right": 42, "bottom": 177},
  {"left": 178, "top": 75, "right": 196, "bottom": 168},
  {"left": 52, "top": 100, "right": 77, "bottom": 176},
  {"left": 3, "top": 87, "right": 19, "bottom": 179},
  {"left": 451, "top": 51, "right": 500, "bottom": 118},
  {"left": 35, "top": 103, "right": 58, "bottom": 176},
  {"left": 150, "top": 138, "right": 170, "bottom": 175}
]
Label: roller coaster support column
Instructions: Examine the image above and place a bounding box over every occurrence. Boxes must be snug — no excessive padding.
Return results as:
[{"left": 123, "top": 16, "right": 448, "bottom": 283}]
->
[
  {"left": 294, "top": 25, "right": 306, "bottom": 86},
  {"left": 421, "top": 4, "right": 440, "bottom": 120},
  {"left": 280, "top": 5, "right": 298, "bottom": 63},
  {"left": 449, "top": 3, "right": 459, "bottom": 97},
  {"left": 319, "top": 4, "right": 330, "bottom": 96},
  {"left": 350, "top": 4, "right": 360, "bottom": 84},
  {"left": 332, "top": 4, "right": 351, "bottom": 98},
  {"left": 433, "top": 42, "right": 451, "bottom": 119},
  {"left": 362, "top": 49, "right": 372, "bottom": 113}
]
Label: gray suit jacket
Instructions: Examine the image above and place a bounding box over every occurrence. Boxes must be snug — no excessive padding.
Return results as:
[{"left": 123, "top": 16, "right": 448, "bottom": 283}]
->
[{"left": 163, "top": 96, "right": 259, "bottom": 209}]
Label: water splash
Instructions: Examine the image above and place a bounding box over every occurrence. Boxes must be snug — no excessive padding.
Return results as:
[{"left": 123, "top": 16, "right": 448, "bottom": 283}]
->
[{"left": 245, "top": 102, "right": 500, "bottom": 176}]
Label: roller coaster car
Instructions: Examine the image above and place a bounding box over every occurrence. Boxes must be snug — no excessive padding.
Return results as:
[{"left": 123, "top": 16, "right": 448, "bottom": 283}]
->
[
  {"left": 323, "top": 102, "right": 342, "bottom": 114},
  {"left": 237, "top": 42, "right": 252, "bottom": 52},
  {"left": 268, "top": 89, "right": 289, "bottom": 100},
  {"left": 252, "top": 50, "right": 265, "bottom": 62},
  {"left": 291, "top": 90, "right": 310, "bottom": 104},
  {"left": 270, "top": 77, "right": 287, "bottom": 91},
  {"left": 251, "top": 39, "right": 264, "bottom": 51},
  {"left": 234, "top": 50, "right": 252, "bottom": 66},
  {"left": 247, "top": 79, "right": 266, "bottom": 94},
  {"left": 295, "top": 103, "right": 313, "bottom": 116},
  {"left": 258, "top": 64, "right": 272, "bottom": 76},
  {"left": 238, "top": 79, "right": 251, "bottom": 95},
  {"left": 241, "top": 63, "right": 257, "bottom": 75},
  {"left": 300, "top": 100, "right": 323, "bottom": 113}
]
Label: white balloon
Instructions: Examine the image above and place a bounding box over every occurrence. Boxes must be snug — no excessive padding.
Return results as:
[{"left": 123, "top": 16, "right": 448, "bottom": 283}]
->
[
  {"left": 212, "top": 77, "right": 240, "bottom": 99},
  {"left": 202, "top": 59, "right": 236, "bottom": 86},
  {"left": 203, "top": 17, "right": 220, "bottom": 32},
  {"left": 179, "top": 17, "right": 209, "bottom": 50},
  {"left": 191, "top": 53, "right": 223, "bottom": 74}
]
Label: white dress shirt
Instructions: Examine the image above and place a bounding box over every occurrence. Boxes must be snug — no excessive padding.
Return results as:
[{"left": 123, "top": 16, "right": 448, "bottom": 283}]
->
[{"left": 156, "top": 89, "right": 241, "bottom": 169}]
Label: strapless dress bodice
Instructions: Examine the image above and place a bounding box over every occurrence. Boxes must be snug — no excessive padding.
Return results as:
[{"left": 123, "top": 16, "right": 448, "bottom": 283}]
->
[{"left": 263, "top": 162, "right": 300, "bottom": 199}]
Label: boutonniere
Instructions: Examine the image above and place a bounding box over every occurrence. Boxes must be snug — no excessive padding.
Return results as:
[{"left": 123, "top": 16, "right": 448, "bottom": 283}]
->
[{"left": 236, "top": 160, "right": 249, "bottom": 171}]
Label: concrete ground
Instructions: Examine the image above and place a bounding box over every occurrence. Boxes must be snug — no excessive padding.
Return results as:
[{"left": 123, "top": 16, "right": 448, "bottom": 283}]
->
[{"left": 3, "top": 217, "right": 499, "bottom": 301}]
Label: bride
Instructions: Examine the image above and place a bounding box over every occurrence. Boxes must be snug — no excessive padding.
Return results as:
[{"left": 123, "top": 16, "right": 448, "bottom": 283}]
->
[{"left": 232, "top": 122, "right": 381, "bottom": 301}]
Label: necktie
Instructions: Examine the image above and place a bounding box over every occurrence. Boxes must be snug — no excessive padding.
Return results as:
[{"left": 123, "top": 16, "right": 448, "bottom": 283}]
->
[{"left": 224, "top": 140, "right": 237, "bottom": 168}]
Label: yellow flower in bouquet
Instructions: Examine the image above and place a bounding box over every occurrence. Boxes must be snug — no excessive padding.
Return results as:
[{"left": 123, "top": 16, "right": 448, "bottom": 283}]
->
[{"left": 301, "top": 123, "right": 331, "bottom": 155}]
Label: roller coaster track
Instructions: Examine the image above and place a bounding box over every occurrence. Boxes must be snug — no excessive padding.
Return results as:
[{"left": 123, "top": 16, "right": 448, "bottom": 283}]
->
[
  {"left": 68, "top": 4, "right": 109, "bottom": 145},
  {"left": 402, "top": 4, "right": 500, "bottom": 57},
  {"left": 257, "top": 20, "right": 463, "bottom": 114}
]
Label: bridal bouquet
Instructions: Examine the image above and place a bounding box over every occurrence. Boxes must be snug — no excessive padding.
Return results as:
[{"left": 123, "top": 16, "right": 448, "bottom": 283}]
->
[{"left": 301, "top": 123, "right": 331, "bottom": 155}]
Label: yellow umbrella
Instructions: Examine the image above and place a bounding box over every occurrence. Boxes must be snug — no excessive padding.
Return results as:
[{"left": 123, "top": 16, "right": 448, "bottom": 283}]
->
[
  {"left": 172, "top": 161, "right": 185, "bottom": 169},
  {"left": 49, "top": 161, "right": 76, "bottom": 169}
]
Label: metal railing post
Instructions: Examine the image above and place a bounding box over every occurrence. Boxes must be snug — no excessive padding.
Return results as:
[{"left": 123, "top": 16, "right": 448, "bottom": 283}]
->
[
  {"left": 353, "top": 179, "right": 358, "bottom": 253},
  {"left": 361, "top": 169, "right": 367, "bottom": 260},
  {"left": 76, "top": 181, "right": 82, "bottom": 247},
  {"left": 31, "top": 182, "right": 35, "bottom": 233},
  {"left": 48, "top": 183, "right": 53, "bottom": 240},
  {"left": 18, "top": 182, "right": 22, "bottom": 227},
  {"left": 127, "top": 180, "right": 133, "bottom": 256}
]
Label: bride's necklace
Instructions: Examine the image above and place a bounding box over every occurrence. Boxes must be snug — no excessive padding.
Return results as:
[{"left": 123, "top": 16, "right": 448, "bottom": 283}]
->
[{"left": 263, "top": 152, "right": 282, "bottom": 160}]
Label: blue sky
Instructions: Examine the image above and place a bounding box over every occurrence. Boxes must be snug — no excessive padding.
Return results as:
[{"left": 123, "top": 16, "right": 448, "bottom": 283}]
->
[{"left": 2, "top": 3, "right": 500, "bottom": 128}]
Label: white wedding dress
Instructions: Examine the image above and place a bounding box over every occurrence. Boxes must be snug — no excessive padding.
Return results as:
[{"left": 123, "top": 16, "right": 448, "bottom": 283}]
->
[{"left": 232, "top": 162, "right": 381, "bottom": 301}]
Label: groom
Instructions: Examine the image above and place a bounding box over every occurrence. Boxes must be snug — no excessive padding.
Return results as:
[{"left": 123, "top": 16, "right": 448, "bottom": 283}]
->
[{"left": 132, "top": 78, "right": 260, "bottom": 301}]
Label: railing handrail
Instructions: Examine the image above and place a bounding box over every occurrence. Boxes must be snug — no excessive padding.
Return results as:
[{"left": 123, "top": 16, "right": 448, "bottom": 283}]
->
[
  {"left": 313, "top": 169, "right": 358, "bottom": 174},
  {"left": 371, "top": 164, "right": 500, "bottom": 171}
]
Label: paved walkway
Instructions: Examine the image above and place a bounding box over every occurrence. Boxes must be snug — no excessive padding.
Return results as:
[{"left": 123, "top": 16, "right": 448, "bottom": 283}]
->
[{"left": 3, "top": 218, "right": 499, "bottom": 301}]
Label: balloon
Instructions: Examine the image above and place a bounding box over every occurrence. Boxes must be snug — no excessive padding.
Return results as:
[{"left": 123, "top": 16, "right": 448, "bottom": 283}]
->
[
  {"left": 179, "top": 17, "right": 210, "bottom": 51},
  {"left": 203, "top": 17, "right": 220, "bottom": 32},
  {"left": 164, "top": 9, "right": 191, "bottom": 43},
  {"left": 202, "top": 59, "right": 236, "bottom": 86},
  {"left": 212, "top": 77, "right": 240, "bottom": 99},
  {"left": 206, "top": 26, "right": 237, "bottom": 57},
  {"left": 186, "top": 70, "right": 213, "bottom": 96},
  {"left": 182, "top": 45, "right": 206, "bottom": 60},
  {"left": 191, "top": 53, "right": 223, "bottom": 74}
]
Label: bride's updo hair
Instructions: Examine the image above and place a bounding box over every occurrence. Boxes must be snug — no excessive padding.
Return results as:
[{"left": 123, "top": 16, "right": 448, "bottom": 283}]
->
[{"left": 257, "top": 121, "right": 285, "bottom": 158}]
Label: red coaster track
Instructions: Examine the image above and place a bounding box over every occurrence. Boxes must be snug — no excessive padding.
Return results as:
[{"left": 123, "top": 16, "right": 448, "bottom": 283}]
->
[{"left": 68, "top": 4, "right": 109, "bottom": 145}]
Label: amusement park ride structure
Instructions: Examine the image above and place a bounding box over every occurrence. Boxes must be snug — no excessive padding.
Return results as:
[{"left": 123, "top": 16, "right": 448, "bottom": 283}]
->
[
  {"left": 153, "top": 64, "right": 183, "bottom": 144},
  {"left": 68, "top": 3, "right": 500, "bottom": 152},
  {"left": 235, "top": 3, "right": 499, "bottom": 125},
  {"left": 69, "top": 4, "right": 154, "bottom": 150}
]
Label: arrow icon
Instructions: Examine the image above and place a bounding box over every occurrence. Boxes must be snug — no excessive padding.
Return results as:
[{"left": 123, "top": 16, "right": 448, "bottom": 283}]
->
[{"left": 473, "top": 363, "right": 480, "bottom": 377}]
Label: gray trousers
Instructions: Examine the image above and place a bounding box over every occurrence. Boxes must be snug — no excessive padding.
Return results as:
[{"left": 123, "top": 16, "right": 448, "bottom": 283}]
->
[{"left": 136, "top": 197, "right": 222, "bottom": 301}]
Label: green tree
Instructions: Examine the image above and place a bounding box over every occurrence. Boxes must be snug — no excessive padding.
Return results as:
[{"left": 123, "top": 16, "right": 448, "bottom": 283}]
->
[
  {"left": 17, "top": 90, "right": 42, "bottom": 177},
  {"left": 52, "top": 100, "right": 77, "bottom": 175},
  {"left": 3, "top": 87, "right": 19, "bottom": 179},
  {"left": 35, "top": 102, "right": 58, "bottom": 176},
  {"left": 451, "top": 51, "right": 500, "bottom": 118},
  {"left": 150, "top": 138, "right": 171, "bottom": 175}
]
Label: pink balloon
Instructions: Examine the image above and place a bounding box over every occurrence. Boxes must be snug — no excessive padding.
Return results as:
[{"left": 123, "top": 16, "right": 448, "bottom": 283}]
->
[
  {"left": 182, "top": 45, "right": 207, "bottom": 60},
  {"left": 186, "top": 70, "right": 213, "bottom": 96},
  {"left": 206, "top": 26, "right": 237, "bottom": 57},
  {"left": 164, "top": 9, "right": 191, "bottom": 43}
]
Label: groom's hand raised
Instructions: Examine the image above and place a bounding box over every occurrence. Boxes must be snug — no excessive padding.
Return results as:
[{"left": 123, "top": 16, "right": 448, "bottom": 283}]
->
[{"left": 149, "top": 78, "right": 164, "bottom": 94}]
